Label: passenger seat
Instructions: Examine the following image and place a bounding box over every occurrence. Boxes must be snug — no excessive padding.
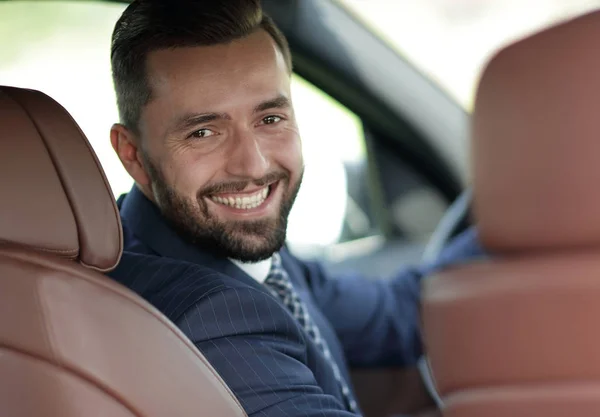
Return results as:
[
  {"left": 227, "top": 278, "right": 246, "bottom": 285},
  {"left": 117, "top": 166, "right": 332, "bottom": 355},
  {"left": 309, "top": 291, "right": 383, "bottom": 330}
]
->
[{"left": 0, "top": 86, "right": 246, "bottom": 417}]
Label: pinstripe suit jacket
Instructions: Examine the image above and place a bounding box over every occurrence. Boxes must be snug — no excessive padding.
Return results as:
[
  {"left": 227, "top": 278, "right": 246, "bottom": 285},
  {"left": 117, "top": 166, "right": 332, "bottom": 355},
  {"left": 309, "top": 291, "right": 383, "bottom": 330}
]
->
[{"left": 109, "top": 186, "right": 484, "bottom": 416}]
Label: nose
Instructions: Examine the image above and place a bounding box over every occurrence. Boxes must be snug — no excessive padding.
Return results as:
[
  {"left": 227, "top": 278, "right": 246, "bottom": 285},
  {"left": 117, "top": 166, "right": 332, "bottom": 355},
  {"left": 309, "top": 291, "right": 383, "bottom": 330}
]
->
[{"left": 225, "top": 129, "right": 270, "bottom": 180}]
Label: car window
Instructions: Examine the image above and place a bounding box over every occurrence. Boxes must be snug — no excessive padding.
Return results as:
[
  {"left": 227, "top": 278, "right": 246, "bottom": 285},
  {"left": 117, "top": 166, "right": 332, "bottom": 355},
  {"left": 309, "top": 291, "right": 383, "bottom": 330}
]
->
[
  {"left": 0, "top": 1, "right": 374, "bottom": 257},
  {"left": 338, "top": 0, "right": 600, "bottom": 110},
  {"left": 289, "top": 76, "right": 373, "bottom": 257}
]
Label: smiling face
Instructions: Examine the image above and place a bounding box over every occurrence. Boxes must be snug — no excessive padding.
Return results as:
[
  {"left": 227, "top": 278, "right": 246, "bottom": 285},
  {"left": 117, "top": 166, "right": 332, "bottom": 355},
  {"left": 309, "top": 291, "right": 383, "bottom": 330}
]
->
[{"left": 115, "top": 30, "right": 303, "bottom": 262}]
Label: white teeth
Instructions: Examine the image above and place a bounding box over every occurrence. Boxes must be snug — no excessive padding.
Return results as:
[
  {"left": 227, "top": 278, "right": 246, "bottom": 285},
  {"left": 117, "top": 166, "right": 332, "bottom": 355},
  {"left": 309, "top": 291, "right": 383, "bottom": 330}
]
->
[{"left": 210, "top": 186, "right": 270, "bottom": 210}]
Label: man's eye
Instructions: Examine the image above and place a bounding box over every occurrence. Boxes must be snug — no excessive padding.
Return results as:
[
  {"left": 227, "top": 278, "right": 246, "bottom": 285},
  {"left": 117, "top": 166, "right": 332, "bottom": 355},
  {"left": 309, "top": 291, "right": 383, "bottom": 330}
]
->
[
  {"left": 189, "top": 128, "right": 215, "bottom": 139},
  {"left": 261, "top": 115, "right": 282, "bottom": 125}
]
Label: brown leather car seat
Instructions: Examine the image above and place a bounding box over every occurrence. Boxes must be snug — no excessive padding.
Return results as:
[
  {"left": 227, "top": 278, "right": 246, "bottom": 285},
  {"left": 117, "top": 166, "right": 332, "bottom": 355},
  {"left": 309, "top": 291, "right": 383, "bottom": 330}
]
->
[
  {"left": 0, "top": 86, "right": 246, "bottom": 417},
  {"left": 422, "top": 10, "right": 600, "bottom": 417}
]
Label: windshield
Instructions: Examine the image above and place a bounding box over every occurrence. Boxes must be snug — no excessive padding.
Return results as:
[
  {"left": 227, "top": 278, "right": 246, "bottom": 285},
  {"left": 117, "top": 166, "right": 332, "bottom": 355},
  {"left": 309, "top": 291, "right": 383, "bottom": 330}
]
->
[{"left": 339, "top": 0, "right": 600, "bottom": 108}]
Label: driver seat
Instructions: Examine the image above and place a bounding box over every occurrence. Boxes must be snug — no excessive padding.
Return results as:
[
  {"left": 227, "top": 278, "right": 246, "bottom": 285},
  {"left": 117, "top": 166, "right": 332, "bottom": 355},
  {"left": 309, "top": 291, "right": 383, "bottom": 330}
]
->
[
  {"left": 423, "top": 10, "right": 600, "bottom": 417},
  {"left": 0, "top": 86, "right": 246, "bottom": 417}
]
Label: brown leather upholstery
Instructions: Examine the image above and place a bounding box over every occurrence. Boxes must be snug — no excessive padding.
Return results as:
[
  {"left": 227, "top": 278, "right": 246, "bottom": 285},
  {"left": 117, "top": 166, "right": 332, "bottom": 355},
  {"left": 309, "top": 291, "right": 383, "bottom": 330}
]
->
[
  {"left": 423, "top": 10, "right": 600, "bottom": 417},
  {"left": 0, "top": 87, "right": 122, "bottom": 272},
  {"left": 0, "top": 86, "right": 246, "bottom": 417},
  {"left": 472, "top": 10, "right": 600, "bottom": 254}
]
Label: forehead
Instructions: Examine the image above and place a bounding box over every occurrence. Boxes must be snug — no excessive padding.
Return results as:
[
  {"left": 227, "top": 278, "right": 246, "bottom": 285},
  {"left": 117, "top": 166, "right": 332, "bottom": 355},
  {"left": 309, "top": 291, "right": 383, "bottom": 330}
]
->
[{"left": 145, "top": 30, "right": 290, "bottom": 105}]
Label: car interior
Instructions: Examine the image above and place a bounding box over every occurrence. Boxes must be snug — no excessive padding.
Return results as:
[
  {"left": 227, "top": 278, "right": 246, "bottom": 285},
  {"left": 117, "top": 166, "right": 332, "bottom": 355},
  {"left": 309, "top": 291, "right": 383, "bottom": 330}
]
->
[{"left": 2, "top": 0, "right": 600, "bottom": 416}]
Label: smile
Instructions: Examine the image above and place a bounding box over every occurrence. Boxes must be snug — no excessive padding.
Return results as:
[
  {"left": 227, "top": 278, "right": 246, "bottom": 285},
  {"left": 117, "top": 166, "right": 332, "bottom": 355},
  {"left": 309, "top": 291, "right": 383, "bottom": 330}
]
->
[{"left": 210, "top": 185, "right": 271, "bottom": 210}]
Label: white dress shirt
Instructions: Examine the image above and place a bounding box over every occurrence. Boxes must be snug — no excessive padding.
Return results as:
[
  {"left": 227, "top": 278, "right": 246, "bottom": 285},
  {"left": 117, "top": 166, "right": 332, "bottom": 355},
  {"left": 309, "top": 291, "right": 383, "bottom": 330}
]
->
[{"left": 230, "top": 257, "right": 273, "bottom": 283}]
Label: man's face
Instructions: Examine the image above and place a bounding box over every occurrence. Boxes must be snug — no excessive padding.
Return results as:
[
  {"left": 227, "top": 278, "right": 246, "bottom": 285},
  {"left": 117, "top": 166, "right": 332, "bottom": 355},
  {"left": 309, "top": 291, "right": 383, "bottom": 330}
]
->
[{"left": 137, "top": 30, "right": 303, "bottom": 262}]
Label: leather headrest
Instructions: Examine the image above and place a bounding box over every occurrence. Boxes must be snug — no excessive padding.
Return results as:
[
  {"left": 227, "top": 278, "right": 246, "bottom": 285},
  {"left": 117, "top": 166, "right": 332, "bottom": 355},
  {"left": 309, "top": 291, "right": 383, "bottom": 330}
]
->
[
  {"left": 0, "top": 86, "right": 122, "bottom": 272},
  {"left": 472, "top": 10, "right": 600, "bottom": 253}
]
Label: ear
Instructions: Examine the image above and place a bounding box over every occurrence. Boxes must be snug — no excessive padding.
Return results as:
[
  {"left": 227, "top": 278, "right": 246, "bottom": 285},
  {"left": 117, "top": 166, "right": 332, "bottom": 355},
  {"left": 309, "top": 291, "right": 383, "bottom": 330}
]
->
[{"left": 110, "top": 123, "right": 151, "bottom": 187}]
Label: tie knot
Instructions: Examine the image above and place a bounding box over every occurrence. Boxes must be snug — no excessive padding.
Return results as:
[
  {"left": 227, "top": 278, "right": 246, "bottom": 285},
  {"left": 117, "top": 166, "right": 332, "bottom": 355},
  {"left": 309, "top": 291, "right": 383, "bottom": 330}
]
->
[{"left": 265, "top": 252, "right": 290, "bottom": 289}]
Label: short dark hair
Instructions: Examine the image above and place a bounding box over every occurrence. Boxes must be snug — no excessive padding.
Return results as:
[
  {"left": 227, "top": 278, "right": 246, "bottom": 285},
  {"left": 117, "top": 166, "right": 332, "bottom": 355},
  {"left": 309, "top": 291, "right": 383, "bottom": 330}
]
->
[{"left": 111, "top": 0, "right": 292, "bottom": 133}]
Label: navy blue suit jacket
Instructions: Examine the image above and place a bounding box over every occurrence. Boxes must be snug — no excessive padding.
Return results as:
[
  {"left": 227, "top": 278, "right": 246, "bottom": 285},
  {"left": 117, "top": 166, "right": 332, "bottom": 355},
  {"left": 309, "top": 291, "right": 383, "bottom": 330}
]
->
[{"left": 109, "top": 186, "right": 483, "bottom": 416}]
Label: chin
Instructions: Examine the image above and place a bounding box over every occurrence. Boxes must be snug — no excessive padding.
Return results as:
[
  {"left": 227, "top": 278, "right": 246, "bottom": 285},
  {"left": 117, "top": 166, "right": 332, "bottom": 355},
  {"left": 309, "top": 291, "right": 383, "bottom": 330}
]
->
[{"left": 220, "top": 228, "right": 286, "bottom": 262}]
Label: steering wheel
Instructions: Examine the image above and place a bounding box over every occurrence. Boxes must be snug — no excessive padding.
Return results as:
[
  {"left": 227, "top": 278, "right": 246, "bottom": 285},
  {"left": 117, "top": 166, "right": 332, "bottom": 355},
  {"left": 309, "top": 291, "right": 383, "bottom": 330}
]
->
[
  {"left": 418, "top": 189, "right": 473, "bottom": 408},
  {"left": 422, "top": 189, "right": 472, "bottom": 264}
]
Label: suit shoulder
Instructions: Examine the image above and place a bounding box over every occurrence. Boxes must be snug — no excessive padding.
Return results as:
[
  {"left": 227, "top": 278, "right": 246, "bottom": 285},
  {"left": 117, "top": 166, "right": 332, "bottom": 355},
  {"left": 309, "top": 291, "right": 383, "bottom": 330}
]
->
[{"left": 109, "top": 251, "right": 254, "bottom": 322}]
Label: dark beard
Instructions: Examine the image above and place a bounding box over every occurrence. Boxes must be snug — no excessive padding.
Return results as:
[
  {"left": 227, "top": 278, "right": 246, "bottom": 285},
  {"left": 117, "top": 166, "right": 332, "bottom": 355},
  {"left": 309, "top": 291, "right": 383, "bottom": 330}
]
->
[{"left": 143, "top": 155, "right": 302, "bottom": 262}]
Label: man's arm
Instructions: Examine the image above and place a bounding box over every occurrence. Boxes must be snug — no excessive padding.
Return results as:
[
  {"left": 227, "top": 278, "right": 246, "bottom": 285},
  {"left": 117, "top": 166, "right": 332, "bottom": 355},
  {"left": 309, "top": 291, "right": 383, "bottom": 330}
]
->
[
  {"left": 175, "top": 286, "right": 360, "bottom": 417},
  {"left": 298, "top": 258, "right": 423, "bottom": 368},
  {"left": 296, "top": 227, "right": 484, "bottom": 368}
]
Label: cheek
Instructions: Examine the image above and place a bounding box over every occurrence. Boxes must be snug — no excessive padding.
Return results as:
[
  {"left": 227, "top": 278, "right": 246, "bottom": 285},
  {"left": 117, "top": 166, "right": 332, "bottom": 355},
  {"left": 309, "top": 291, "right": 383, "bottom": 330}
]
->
[
  {"left": 159, "top": 151, "right": 219, "bottom": 198},
  {"left": 287, "top": 125, "right": 304, "bottom": 163},
  {"left": 291, "top": 137, "right": 304, "bottom": 169},
  {"left": 276, "top": 128, "right": 303, "bottom": 178}
]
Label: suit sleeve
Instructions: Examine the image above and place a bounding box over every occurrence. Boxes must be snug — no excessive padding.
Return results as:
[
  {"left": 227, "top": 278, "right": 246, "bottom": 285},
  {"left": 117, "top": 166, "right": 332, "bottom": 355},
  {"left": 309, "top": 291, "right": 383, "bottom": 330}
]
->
[
  {"left": 298, "top": 258, "right": 423, "bottom": 368},
  {"left": 295, "top": 228, "right": 484, "bottom": 368},
  {"left": 175, "top": 286, "right": 358, "bottom": 417}
]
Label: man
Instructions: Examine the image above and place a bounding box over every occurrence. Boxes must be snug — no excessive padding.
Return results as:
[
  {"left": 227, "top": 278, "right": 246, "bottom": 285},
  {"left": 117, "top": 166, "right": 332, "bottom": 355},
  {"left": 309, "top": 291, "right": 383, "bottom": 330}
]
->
[{"left": 108, "top": 1, "right": 482, "bottom": 416}]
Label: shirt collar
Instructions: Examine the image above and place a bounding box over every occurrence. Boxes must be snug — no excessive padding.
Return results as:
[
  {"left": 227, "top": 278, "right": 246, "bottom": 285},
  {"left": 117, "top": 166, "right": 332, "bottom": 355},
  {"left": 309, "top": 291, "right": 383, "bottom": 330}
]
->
[{"left": 229, "top": 257, "right": 273, "bottom": 283}]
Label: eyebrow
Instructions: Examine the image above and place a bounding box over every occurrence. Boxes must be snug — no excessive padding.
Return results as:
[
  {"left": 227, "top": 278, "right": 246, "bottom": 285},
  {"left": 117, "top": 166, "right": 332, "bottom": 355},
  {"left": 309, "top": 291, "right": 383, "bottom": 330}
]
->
[
  {"left": 253, "top": 95, "right": 291, "bottom": 113},
  {"left": 170, "top": 95, "right": 291, "bottom": 135},
  {"left": 171, "top": 112, "right": 230, "bottom": 134}
]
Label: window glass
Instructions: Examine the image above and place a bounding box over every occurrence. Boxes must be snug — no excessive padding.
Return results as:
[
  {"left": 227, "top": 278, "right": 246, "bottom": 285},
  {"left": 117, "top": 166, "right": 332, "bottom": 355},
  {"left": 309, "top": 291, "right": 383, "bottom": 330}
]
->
[
  {"left": 339, "top": 0, "right": 600, "bottom": 109},
  {"left": 0, "top": 2, "right": 127, "bottom": 191},
  {"left": 0, "top": 1, "right": 370, "bottom": 254},
  {"left": 288, "top": 76, "right": 368, "bottom": 257}
]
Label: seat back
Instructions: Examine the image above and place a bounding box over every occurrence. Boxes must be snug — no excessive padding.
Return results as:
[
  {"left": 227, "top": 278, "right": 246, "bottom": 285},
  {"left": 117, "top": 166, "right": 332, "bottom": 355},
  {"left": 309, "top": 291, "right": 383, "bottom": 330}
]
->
[
  {"left": 423, "top": 10, "right": 600, "bottom": 417},
  {"left": 0, "top": 86, "right": 246, "bottom": 417}
]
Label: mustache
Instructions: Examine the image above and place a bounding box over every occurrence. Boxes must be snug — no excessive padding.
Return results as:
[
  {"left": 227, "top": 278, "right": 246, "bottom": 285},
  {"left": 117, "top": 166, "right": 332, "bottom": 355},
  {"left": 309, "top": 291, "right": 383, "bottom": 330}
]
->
[{"left": 197, "top": 171, "right": 288, "bottom": 197}]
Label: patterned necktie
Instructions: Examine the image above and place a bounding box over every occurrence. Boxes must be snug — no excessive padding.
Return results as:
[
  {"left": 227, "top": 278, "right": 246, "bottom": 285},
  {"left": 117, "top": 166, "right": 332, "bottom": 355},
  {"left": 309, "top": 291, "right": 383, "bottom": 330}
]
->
[{"left": 264, "top": 252, "right": 359, "bottom": 413}]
